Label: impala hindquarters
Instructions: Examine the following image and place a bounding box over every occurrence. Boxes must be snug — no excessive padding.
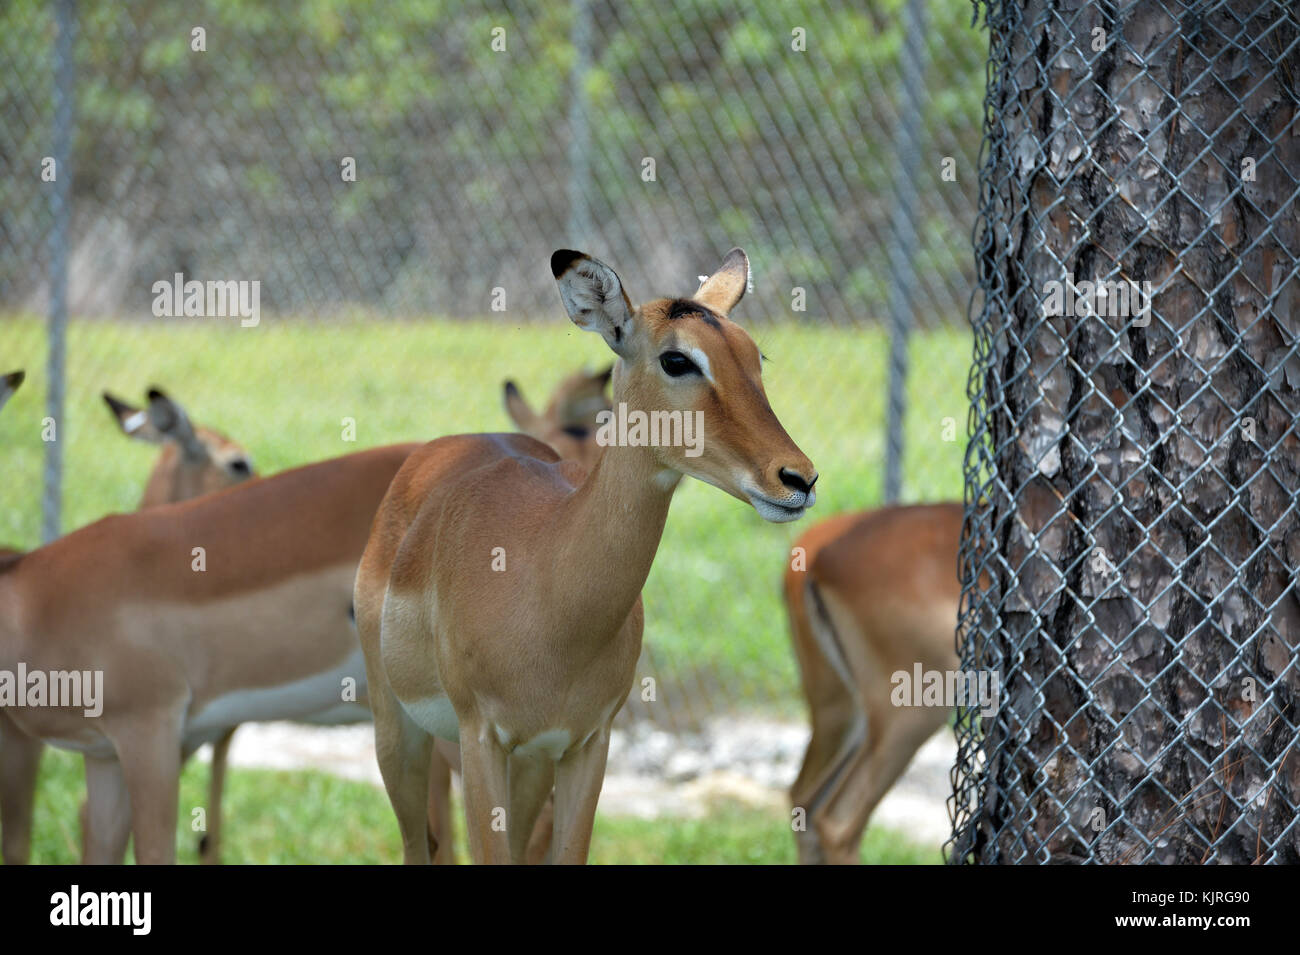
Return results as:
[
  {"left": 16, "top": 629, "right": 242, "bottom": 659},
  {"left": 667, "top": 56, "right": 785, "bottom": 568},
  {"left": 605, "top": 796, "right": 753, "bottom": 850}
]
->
[{"left": 786, "top": 503, "right": 961, "bottom": 864}]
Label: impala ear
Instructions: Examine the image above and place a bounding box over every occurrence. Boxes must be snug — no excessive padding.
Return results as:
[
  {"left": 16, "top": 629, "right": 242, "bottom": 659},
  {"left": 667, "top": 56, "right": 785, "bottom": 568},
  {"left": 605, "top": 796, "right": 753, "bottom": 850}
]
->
[
  {"left": 0, "top": 370, "right": 24, "bottom": 413},
  {"left": 694, "top": 247, "right": 750, "bottom": 316},
  {"left": 551, "top": 250, "right": 636, "bottom": 357},
  {"left": 146, "top": 387, "right": 206, "bottom": 458},
  {"left": 103, "top": 390, "right": 165, "bottom": 443},
  {"left": 503, "top": 380, "right": 543, "bottom": 433}
]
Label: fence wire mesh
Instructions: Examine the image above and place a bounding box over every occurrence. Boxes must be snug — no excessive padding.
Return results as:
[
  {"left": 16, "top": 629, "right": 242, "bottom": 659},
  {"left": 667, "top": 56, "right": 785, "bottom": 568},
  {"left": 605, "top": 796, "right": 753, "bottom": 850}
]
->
[
  {"left": 0, "top": 1, "right": 984, "bottom": 728},
  {"left": 951, "top": 0, "right": 1300, "bottom": 863}
]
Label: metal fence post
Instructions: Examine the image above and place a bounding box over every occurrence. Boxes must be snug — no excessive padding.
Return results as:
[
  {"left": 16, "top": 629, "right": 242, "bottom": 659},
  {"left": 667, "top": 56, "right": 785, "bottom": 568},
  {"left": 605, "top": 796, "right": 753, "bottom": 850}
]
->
[
  {"left": 43, "top": 0, "right": 75, "bottom": 544},
  {"left": 566, "top": 0, "right": 591, "bottom": 246},
  {"left": 883, "top": 0, "right": 928, "bottom": 504}
]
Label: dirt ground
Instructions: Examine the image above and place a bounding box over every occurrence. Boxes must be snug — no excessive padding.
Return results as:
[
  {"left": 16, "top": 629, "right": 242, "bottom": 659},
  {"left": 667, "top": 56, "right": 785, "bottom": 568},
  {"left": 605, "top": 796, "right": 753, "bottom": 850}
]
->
[{"left": 213, "top": 715, "right": 956, "bottom": 848}]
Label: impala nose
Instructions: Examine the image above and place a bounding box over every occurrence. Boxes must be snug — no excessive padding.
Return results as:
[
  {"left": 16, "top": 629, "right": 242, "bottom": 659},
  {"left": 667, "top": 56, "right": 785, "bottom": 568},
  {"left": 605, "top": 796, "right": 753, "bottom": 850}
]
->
[{"left": 779, "top": 467, "right": 817, "bottom": 496}]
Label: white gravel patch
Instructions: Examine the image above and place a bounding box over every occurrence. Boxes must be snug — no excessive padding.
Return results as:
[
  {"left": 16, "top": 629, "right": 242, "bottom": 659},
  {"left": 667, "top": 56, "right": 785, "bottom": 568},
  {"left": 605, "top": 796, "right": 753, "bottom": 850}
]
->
[{"left": 210, "top": 716, "right": 956, "bottom": 846}]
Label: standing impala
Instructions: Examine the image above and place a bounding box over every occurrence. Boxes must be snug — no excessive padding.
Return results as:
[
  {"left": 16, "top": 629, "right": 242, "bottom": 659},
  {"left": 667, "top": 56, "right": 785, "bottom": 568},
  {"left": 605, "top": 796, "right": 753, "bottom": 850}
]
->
[
  {"left": 104, "top": 386, "right": 256, "bottom": 864},
  {"left": 0, "top": 385, "right": 257, "bottom": 865},
  {"left": 424, "top": 367, "right": 614, "bottom": 865},
  {"left": 0, "top": 441, "right": 425, "bottom": 864},
  {"left": 355, "top": 248, "right": 817, "bottom": 864},
  {"left": 0, "top": 372, "right": 608, "bottom": 865},
  {"left": 785, "top": 503, "right": 961, "bottom": 864}
]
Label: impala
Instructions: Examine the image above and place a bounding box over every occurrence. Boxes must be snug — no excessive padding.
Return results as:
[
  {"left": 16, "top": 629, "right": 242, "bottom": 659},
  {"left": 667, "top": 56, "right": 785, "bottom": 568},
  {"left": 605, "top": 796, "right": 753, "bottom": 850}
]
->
[
  {"left": 103, "top": 387, "right": 256, "bottom": 507},
  {"left": 0, "top": 386, "right": 256, "bottom": 865},
  {"left": 355, "top": 248, "right": 817, "bottom": 864},
  {"left": 785, "top": 502, "right": 961, "bottom": 864},
  {"left": 0, "top": 442, "right": 423, "bottom": 863},
  {"left": 503, "top": 365, "right": 611, "bottom": 473},
  {"left": 425, "top": 366, "right": 613, "bottom": 864},
  {"left": 104, "top": 386, "right": 257, "bottom": 864},
  {"left": 0, "top": 372, "right": 608, "bottom": 865}
]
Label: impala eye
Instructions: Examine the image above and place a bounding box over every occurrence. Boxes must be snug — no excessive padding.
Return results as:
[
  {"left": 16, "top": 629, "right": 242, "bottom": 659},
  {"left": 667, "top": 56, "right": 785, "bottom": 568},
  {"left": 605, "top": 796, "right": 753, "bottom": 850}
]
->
[{"left": 659, "top": 351, "right": 699, "bottom": 378}]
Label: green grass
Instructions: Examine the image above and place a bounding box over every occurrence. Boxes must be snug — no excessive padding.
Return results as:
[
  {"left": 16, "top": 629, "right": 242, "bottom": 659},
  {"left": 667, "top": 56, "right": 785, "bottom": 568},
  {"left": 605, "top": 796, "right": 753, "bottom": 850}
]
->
[
  {"left": 26, "top": 747, "right": 939, "bottom": 864},
  {"left": 0, "top": 314, "right": 970, "bottom": 709}
]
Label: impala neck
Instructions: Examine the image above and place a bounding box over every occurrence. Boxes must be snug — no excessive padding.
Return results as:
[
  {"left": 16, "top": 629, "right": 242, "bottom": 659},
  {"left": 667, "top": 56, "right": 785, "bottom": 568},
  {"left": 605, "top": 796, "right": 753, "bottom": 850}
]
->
[{"left": 553, "top": 438, "right": 681, "bottom": 638}]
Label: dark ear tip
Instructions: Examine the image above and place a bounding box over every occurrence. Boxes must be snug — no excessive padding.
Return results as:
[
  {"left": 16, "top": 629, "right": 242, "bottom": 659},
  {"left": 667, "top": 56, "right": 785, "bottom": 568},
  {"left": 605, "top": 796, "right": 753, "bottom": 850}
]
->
[
  {"left": 551, "top": 249, "right": 585, "bottom": 279},
  {"left": 146, "top": 387, "right": 168, "bottom": 403},
  {"left": 504, "top": 380, "right": 519, "bottom": 398},
  {"left": 4, "top": 370, "right": 24, "bottom": 388}
]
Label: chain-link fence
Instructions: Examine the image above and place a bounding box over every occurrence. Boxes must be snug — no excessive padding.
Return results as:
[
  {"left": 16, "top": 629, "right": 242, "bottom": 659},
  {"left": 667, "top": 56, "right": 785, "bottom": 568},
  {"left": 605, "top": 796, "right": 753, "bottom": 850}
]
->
[
  {"left": 952, "top": 0, "right": 1300, "bottom": 863},
  {"left": 0, "top": 0, "right": 986, "bottom": 727}
]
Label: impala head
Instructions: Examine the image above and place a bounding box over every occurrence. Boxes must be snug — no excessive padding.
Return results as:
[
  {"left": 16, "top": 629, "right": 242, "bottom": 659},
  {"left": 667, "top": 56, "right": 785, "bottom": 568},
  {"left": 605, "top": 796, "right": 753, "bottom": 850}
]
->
[
  {"left": 0, "top": 369, "right": 24, "bottom": 414},
  {"left": 551, "top": 248, "right": 817, "bottom": 522},
  {"left": 503, "top": 366, "right": 612, "bottom": 471},
  {"left": 103, "top": 387, "right": 256, "bottom": 505}
]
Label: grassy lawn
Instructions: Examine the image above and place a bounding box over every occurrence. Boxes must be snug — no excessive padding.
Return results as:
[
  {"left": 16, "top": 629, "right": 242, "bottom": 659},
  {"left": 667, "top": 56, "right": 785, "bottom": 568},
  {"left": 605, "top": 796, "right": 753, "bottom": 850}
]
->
[
  {"left": 0, "top": 315, "right": 969, "bottom": 713},
  {"left": 25, "top": 747, "right": 940, "bottom": 864}
]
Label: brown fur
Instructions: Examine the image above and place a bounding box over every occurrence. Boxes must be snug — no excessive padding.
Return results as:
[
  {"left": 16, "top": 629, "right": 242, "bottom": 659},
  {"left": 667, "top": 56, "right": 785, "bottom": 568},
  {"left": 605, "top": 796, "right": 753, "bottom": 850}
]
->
[
  {"left": 1, "top": 386, "right": 258, "bottom": 865},
  {"left": 103, "top": 388, "right": 254, "bottom": 508},
  {"left": 423, "top": 368, "right": 613, "bottom": 864},
  {"left": 785, "top": 503, "right": 962, "bottom": 864},
  {"left": 355, "top": 249, "right": 816, "bottom": 864},
  {"left": 0, "top": 444, "right": 420, "bottom": 864}
]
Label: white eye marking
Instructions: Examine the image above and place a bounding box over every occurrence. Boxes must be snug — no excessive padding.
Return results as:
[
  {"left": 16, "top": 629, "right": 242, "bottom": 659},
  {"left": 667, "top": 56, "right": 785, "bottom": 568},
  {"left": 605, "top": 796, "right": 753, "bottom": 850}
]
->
[{"left": 685, "top": 346, "right": 713, "bottom": 383}]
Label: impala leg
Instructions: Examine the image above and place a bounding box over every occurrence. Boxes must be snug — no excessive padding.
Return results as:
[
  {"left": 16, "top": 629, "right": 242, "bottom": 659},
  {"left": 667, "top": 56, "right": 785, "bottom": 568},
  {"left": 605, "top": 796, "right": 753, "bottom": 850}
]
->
[
  {"left": 815, "top": 703, "right": 947, "bottom": 865},
  {"left": 199, "top": 727, "right": 236, "bottom": 864},
  {"left": 372, "top": 690, "right": 434, "bottom": 865},
  {"left": 551, "top": 731, "right": 611, "bottom": 865},
  {"left": 427, "top": 743, "right": 457, "bottom": 864},
  {"left": 525, "top": 794, "right": 555, "bottom": 865},
  {"left": 83, "top": 755, "right": 132, "bottom": 865},
  {"left": 435, "top": 738, "right": 552, "bottom": 864},
  {"left": 791, "top": 693, "right": 861, "bottom": 865},
  {"left": 506, "top": 753, "right": 554, "bottom": 864},
  {"left": 458, "top": 729, "right": 510, "bottom": 864},
  {"left": 0, "top": 710, "right": 44, "bottom": 864},
  {"left": 112, "top": 719, "right": 183, "bottom": 865}
]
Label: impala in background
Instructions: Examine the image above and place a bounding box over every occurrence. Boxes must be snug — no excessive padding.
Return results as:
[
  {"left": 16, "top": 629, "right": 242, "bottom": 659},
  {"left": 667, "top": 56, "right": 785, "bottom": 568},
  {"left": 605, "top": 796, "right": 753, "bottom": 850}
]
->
[
  {"left": 785, "top": 503, "right": 961, "bottom": 864},
  {"left": 1, "top": 384, "right": 257, "bottom": 865}
]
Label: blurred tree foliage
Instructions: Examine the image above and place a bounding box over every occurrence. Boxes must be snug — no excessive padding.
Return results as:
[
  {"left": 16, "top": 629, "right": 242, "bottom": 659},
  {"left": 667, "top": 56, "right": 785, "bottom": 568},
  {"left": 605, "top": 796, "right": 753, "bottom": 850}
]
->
[{"left": 0, "top": 0, "right": 985, "bottom": 321}]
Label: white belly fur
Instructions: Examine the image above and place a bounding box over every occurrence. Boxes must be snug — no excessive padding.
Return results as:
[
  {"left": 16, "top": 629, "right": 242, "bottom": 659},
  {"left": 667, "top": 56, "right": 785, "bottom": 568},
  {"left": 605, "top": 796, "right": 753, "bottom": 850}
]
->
[
  {"left": 401, "top": 694, "right": 460, "bottom": 741},
  {"left": 185, "top": 647, "right": 367, "bottom": 739}
]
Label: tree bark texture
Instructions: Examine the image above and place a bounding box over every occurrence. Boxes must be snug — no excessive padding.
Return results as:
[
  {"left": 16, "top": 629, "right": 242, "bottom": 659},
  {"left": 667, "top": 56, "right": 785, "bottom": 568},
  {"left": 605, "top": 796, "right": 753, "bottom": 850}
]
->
[{"left": 955, "top": 0, "right": 1300, "bottom": 863}]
